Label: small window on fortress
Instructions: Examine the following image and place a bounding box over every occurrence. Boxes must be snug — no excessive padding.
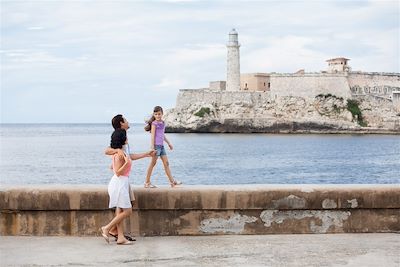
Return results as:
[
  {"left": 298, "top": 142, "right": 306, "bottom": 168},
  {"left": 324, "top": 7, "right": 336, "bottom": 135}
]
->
[
  {"left": 268, "top": 82, "right": 270, "bottom": 88},
  {"left": 264, "top": 82, "right": 266, "bottom": 86}
]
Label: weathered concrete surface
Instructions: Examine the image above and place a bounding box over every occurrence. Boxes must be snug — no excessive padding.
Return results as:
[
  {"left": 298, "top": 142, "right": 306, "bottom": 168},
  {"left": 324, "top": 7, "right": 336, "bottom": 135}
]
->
[
  {"left": 2, "top": 184, "right": 399, "bottom": 210},
  {"left": 0, "top": 234, "right": 399, "bottom": 266},
  {"left": 1, "top": 185, "right": 399, "bottom": 236}
]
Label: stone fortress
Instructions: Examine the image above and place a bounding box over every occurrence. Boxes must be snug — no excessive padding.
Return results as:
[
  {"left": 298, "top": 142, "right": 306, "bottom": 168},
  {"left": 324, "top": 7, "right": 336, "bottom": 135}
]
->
[{"left": 165, "top": 29, "right": 400, "bottom": 133}]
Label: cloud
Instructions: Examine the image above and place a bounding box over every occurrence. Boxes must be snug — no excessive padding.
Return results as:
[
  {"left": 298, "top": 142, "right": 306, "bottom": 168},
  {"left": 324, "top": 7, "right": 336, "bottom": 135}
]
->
[
  {"left": 155, "top": 77, "right": 184, "bottom": 89},
  {"left": 165, "top": 44, "right": 225, "bottom": 64},
  {"left": 242, "top": 35, "right": 327, "bottom": 73},
  {"left": 27, "top": 26, "right": 43, "bottom": 30},
  {"left": 1, "top": 0, "right": 399, "bottom": 123}
]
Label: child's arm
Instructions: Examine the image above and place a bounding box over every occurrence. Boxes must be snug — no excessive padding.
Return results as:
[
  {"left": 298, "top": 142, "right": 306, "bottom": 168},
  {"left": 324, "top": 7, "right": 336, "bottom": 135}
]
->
[
  {"left": 114, "top": 152, "right": 130, "bottom": 176},
  {"left": 164, "top": 135, "right": 173, "bottom": 150},
  {"left": 150, "top": 124, "right": 156, "bottom": 149},
  {"left": 130, "top": 150, "right": 155, "bottom": 161},
  {"left": 105, "top": 147, "right": 118, "bottom": 155}
]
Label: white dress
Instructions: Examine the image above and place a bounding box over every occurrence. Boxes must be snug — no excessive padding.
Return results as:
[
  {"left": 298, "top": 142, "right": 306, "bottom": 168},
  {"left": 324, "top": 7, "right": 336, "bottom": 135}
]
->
[{"left": 108, "top": 154, "right": 132, "bottom": 209}]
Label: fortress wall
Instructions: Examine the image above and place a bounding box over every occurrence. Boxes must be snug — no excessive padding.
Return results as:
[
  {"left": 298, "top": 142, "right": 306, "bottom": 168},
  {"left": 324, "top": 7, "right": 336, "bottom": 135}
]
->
[
  {"left": 175, "top": 90, "right": 272, "bottom": 110},
  {"left": 269, "top": 74, "right": 351, "bottom": 99},
  {"left": 175, "top": 90, "right": 221, "bottom": 109},
  {"left": 219, "top": 92, "right": 271, "bottom": 107},
  {"left": 176, "top": 72, "right": 400, "bottom": 110},
  {"left": 1, "top": 185, "right": 399, "bottom": 236},
  {"left": 348, "top": 72, "right": 400, "bottom": 96},
  {"left": 393, "top": 92, "right": 400, "bottom": 109}
]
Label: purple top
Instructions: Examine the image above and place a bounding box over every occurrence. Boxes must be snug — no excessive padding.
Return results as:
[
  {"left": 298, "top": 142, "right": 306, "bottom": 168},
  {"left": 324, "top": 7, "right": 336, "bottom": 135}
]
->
[{"left": 152, "top": 120, "right": 165, "bottom": 146}]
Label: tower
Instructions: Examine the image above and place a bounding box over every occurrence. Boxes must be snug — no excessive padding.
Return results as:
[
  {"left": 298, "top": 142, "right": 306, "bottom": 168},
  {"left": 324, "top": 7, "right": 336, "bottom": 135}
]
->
[
  {"left": 326, "top": 57, "right": 351, "bottom": 73},
  {"left": 226, "top": 29, "right": 241, "bottom": 91}
]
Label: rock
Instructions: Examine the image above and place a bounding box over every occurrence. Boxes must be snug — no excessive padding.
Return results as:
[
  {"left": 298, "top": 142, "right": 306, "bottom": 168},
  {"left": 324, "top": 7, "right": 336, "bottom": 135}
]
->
[{"left": 164, "top": 91, "right": 400, "bottom": 133}]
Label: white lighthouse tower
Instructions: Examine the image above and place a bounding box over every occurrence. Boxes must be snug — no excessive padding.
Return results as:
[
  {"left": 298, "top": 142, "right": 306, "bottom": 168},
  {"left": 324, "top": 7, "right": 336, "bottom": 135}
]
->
[{"left": 226, "top": 29, "right": 241, "bottom": 91}]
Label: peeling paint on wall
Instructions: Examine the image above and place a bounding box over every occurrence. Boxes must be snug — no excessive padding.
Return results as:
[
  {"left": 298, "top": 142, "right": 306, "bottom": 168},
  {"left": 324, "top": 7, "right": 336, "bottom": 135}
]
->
[
  {"left": 199, "top": 213, "right": 257, "bottom": 234},
  {"left": 272, "top": 195, "right": 306, "bottom": 209},
  {"left": 347, "top": 199, "right": 358, "bottom": 208},
  {"left": 260, "top": 210, "right": 351, "bottom": 233},
  {"left": 322, "top": 199, "right": 337, "bottom": 209}
]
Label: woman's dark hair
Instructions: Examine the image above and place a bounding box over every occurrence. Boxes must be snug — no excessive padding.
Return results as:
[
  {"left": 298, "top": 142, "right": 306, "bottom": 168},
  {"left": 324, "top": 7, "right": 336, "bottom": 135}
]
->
[
  {"left": 144, "top": 106, "right": 163, "bottom": 132},
  {"left": 110, "top": 129, "right": 127, "bottom": 149},
  {"left": 112, "top": 114, "right": 124, "bottom": 130}
]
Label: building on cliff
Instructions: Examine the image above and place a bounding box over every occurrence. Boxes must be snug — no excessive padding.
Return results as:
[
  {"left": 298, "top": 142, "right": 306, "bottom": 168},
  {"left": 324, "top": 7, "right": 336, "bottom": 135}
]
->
[
  {"left": 164, "top": 30, "right": 400, "bottom": 133},
  {"left": 204, "top": 30, "right": 399, "bottom": 106}
]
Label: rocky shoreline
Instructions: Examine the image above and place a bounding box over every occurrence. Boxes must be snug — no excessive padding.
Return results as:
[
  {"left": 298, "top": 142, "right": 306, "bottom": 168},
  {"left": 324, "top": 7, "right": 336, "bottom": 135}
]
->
[
  {"left": 165, "top": 120, "right": 400, "bottom": 134},
  {"left": 164, "top": 91, "right": 400, "bottom": 134}
]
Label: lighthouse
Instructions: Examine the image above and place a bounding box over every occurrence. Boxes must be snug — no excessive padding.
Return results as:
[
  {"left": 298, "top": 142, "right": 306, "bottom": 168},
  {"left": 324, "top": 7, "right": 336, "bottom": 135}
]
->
[{"left": 226, "top": 29, "right": 241, "bottom": 91}]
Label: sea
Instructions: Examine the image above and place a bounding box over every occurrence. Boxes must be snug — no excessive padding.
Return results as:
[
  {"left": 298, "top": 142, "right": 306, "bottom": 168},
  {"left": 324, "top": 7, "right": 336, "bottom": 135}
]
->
[{"left": 0, "top": 123, "right": 399, "bottom": 185}]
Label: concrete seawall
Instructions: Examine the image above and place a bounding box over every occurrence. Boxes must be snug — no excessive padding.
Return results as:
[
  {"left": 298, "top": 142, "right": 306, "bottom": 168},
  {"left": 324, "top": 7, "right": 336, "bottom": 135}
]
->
[{"left": 1, "top": 185, "right": 399, "bottom": 236}]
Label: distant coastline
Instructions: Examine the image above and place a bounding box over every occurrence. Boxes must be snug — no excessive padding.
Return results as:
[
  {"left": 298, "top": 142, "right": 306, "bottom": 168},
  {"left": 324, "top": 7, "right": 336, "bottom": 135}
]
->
[{"left": 164, "top": 30, "right": 400, "bottom": 134}]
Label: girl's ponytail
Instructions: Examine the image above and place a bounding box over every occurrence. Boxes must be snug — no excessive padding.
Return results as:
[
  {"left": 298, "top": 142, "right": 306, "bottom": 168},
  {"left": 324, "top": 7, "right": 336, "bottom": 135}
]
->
[{"left": 144, "top": 115, "right": 156, "bottom": 132}]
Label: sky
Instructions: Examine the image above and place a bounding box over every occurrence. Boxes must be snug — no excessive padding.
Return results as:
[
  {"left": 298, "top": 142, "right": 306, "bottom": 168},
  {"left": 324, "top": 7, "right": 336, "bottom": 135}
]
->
[{"left": 1, "top": 0, "right": 399, "bottom": 123}]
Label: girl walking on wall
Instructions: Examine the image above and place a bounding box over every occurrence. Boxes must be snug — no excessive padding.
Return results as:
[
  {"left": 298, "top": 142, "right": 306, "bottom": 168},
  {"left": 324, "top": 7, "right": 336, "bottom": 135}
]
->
[{"left": 144, "top": 106, "right": 182, "bottom": 188}]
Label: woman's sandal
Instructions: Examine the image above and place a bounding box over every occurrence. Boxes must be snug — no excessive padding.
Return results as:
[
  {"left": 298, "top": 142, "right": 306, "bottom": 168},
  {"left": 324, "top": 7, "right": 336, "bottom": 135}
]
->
[
  {"left": 170, "top": 180, "right": 182, "bottom": 188},
  {"left": 124, "top": 233, "right": 136, "bottom": 241},
  {"left": 109, "top": 232, "right": 118, "bottom": 241},
  {"left": 109, "top": 232, "right": 136, "bottom": 242},
  {"left": 144, "top": 182, "right": 157, "bottom": 188}
]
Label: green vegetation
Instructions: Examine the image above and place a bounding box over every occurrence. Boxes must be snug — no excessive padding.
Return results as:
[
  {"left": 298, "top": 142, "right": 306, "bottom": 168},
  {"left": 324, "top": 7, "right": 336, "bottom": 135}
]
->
[
  {"left": 346, "top": 99, "right": 367, "bottom": 127},
  {"left": 194, "top": 107, "right": 210, "bottom": 117}
]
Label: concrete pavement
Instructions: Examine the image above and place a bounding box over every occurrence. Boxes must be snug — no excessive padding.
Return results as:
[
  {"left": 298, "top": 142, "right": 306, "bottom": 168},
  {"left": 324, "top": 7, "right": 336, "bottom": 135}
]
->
[{"left": 0, "top": 234, "right": 399, "bottom": 266}]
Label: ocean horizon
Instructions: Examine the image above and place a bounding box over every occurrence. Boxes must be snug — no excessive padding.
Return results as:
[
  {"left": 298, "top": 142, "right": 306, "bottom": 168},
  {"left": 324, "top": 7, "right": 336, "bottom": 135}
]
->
[{"left": 1, "top": 123, "right": 399, "bottom": 185}]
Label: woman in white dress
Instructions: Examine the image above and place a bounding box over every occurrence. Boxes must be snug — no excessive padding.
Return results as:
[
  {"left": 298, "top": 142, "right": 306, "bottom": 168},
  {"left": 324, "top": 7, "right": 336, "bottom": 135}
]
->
[{"left": 100, "top": 129, "right": 134, "bottom": 245}]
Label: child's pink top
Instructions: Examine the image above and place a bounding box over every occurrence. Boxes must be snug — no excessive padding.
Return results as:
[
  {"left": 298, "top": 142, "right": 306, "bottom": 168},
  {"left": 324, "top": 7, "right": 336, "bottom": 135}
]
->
[{"left": 112, "top": 153, "right": 132, "bottom": 177}]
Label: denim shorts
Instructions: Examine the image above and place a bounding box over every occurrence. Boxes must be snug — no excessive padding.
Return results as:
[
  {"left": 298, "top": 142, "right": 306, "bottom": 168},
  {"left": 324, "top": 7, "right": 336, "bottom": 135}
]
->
[{"left": 155, "top": 145, "right": 167, "bottom": 157}]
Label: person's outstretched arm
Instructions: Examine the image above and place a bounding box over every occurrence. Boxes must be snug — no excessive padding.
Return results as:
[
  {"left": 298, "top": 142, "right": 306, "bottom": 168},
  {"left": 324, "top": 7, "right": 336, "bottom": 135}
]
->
[{"left": 130, "top": 150, "right": 155, "bottom": 161}]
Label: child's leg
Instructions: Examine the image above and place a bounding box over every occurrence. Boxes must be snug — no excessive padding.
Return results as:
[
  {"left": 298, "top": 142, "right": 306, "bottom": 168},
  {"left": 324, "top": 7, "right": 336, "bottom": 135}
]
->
[
  {"left": 102, "top": 208, "right": 132, "bottom": 233},
  {"left": 160, "top": 155, "right": 175, "bottom": 183},
  {"left": 109, "top": 208, "right": 121, "bottom": 235},
  {"left": 145, "top": 156, "right": 158, "bottom": 184},
  {"left": 116, "top": 221, "right": 126, "bottom": 243}
]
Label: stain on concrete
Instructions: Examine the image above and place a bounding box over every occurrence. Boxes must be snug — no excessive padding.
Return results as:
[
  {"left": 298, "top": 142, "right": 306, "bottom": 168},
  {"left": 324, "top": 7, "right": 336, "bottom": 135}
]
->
[
  {"left": 199, "top": 213, "right": 257, "bottom": 234},
  {"left": 272, "top": 195, "right": 306, "bottom": 209},
  {"left": 68, "top": 193, "right": 80, "bottom": 210},
  {"left": 347, "top": 199, "right": 358, "bottom": 208},
  {"left": 260, "top": 210, "right": 351, "bottom": 233},
  {"left": 322, "top": 199, "right": 337, "bottom": 209}
]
